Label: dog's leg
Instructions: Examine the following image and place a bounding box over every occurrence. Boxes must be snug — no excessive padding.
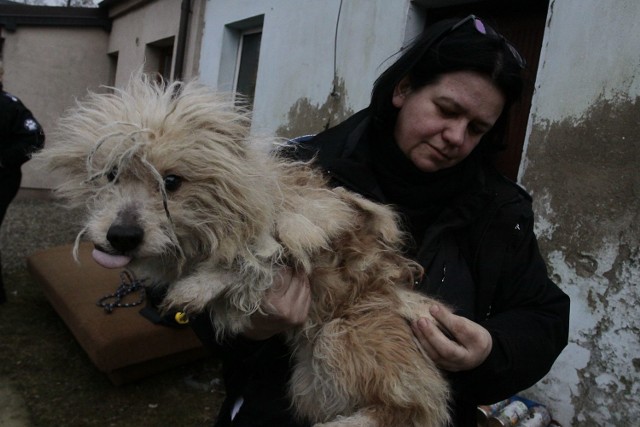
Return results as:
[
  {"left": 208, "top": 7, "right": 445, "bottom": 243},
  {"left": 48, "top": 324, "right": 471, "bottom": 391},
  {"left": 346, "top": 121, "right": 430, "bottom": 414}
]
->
[
  {"left": 162, "top": 268, "right": 236, "bottom": 314},
  {"left": 291, "top": 306, "right": 449, "bottom": 427},
  {"left": 395, "top": 287, "right": 454, "bottom": 338},
  {"left": 164, "top": 265, "right": 271, "bottom": 338}
]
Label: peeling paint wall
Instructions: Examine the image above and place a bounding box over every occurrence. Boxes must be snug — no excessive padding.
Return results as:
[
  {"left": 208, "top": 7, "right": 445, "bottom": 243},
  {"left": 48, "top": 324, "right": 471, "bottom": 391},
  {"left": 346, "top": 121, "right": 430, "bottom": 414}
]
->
[
  {"left": 198, "top": 0, "right": 416, "bottom": 138},
  {"left": 520, "top": 0, "right": 640, "bottom": 425},
  {"left": 274, "top": 78, "right": 355, "bottom": 139}
]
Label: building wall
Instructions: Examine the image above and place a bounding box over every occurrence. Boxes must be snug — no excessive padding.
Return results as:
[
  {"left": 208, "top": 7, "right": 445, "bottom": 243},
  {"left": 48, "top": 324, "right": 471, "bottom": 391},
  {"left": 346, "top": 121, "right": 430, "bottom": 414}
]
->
[
  {"left": 181, "top": 0, "right": 205, "bottom": 79},
  {"left": 1, "top": 26, "right": 111, "bottom": 189},
  {"left": 199, "top": 0, "right": 418, "bottom": 138},
  {"left": 107, "top": 0, "right": 181, "bottom": 85},
  {"left": 107, "top": 0, "right": 203, "bottom": 86},
  {"left": 2, "top": 0, "right": 205, "bottom": 190},
  {"left": 520, "top": 0, "right": 640, "bottom": 425}
]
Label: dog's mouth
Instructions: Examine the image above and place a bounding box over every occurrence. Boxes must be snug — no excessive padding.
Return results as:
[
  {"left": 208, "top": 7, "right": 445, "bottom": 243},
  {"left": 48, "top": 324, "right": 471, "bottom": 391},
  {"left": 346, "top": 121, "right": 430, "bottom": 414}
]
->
[{"left": 92, "top": 245, "right": 133, "bottom": 269}]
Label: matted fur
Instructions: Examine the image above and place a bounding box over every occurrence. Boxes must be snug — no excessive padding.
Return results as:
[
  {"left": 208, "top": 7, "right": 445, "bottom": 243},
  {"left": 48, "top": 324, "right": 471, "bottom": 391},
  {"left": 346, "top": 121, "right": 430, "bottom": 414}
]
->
[{"left": 37, "top": 74, "right": 450, "bottom": 426}]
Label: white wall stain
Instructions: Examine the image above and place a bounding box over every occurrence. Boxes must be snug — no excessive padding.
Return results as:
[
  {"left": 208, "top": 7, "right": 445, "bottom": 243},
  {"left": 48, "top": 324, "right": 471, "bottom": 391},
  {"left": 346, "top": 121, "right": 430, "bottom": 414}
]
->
[
  {"left": 531, "top": 189, "right": 557, "bottom": 241},
  {"left": 523, "top": 243, "right": 640, "bottom": 425}
]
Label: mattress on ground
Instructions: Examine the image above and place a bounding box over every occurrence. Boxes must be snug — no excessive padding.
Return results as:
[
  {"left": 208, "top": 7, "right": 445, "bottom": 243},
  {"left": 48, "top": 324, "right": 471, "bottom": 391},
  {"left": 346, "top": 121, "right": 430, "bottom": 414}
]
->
[{"left": 26, "top": 242, "right": 208, "bottom": 385}]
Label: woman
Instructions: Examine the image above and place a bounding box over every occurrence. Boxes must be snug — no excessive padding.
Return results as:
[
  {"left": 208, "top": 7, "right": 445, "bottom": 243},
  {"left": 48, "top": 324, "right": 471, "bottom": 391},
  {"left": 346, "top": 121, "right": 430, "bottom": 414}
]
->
[{"left": 192, "top": 15, "right": 570, "bottom": 426}]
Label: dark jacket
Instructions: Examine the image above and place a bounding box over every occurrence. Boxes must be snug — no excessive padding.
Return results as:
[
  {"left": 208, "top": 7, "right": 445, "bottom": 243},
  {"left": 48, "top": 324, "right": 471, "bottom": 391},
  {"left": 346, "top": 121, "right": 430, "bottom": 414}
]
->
[
  {"left": 192, "top": 109, "right": 570, "bottom": 427},
  {"left": 0, "top": 88, "right": 45, "bottom": 301},
  {"left": 0, "top": 89, "right": 45, "bottom": 225},
  {"left": 0, "top": 89, "right": 45, "bottom": 170}
]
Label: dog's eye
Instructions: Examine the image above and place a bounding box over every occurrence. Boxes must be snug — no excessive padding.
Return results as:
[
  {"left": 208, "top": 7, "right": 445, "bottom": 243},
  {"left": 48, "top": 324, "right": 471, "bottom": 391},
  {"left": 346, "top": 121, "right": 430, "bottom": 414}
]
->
[
  {"left": 163, "top": 174, "right": 182, "bottom": 192},
  {"left": 106, "top": 167, "right": 118, "bottom": 183}
]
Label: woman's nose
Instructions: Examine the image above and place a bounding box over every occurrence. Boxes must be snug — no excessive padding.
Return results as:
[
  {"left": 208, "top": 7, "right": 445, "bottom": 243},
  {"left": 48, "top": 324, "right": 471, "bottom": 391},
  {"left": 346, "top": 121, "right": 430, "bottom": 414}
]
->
[{"left": 442, "top": 120, "right": 466, "bottom": 146}]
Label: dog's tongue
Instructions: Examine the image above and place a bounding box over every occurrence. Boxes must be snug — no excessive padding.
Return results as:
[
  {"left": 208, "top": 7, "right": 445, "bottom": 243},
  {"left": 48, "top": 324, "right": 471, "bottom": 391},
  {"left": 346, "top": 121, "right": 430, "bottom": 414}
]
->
[{"left": 92, "top": 248, "right": 132, "bottom": 269}]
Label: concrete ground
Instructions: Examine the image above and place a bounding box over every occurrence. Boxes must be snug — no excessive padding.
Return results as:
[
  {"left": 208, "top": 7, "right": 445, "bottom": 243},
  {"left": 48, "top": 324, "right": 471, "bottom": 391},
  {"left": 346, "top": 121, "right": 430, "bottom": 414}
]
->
[
  {"left": 0, "top": 376, "right": 30, "bottom": 426},
  {"left": 0, "top": 190, "right": 221, "bottom": 425},
  {"left": 1, "top": 190, "right": 45, "bottom": 427},
  {"left": 1, "top": 190, "right": 52, "bottom": 427}
]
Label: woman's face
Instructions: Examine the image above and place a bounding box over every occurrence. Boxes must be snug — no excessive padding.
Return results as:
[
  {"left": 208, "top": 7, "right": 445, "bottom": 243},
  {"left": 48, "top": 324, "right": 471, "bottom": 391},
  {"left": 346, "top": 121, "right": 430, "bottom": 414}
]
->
[{"left": 392, "top": 71, "right": 505, "bottom": 173}]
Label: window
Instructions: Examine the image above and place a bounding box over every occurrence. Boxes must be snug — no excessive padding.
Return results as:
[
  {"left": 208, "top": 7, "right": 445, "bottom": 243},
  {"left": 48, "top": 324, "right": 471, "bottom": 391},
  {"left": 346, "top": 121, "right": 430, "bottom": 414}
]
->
[
  {"left": 107, "top": 52, "right": 118, "bottom": 87},
  {"left": 233, "top": 29, "right": 262, "bottom": 109},
  {"left": 145, "top": 36, "right": 175, "bottom": 83},
  {"left": 219, "top": 15, "right": 264, "bottom": 111}
]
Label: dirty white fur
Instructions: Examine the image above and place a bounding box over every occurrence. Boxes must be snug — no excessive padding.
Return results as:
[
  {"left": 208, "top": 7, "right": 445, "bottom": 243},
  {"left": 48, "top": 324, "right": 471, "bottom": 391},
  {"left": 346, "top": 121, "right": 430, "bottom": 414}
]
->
[{"left": 37, "top": 74, "right": 450, "bottom": 427}]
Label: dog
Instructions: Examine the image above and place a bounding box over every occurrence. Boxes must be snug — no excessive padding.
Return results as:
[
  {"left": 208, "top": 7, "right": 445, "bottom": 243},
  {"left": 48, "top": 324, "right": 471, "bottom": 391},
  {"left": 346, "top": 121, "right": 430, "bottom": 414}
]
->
[{"left": 38, "top": 74, "right": 450, "bottom": 427}]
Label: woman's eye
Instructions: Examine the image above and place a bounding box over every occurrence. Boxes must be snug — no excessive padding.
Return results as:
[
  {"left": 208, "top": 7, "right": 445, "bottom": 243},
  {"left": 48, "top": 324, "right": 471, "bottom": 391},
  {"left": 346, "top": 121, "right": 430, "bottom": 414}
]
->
[
  {"left": 437, "top": 105, "right": 457, "bottom": 117},
  {"left": 469, "top": 123, "right": 490, "bottom": 136},
  {"left": 163, "top": 174, "right": 182, "bottom": 192}
]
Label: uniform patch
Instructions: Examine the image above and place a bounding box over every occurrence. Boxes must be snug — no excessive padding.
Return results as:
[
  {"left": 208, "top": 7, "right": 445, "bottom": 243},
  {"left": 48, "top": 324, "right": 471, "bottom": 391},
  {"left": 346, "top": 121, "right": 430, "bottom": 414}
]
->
[{"left": 24, "top": 118, "right": 39, "bottom": 132}]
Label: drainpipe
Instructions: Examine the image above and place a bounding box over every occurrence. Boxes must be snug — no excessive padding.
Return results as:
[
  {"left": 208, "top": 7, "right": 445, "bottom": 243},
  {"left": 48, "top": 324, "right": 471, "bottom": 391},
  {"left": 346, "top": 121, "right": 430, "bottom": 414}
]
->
[{"left": 173, "top": 0, "right": 191, "bottom": 80}]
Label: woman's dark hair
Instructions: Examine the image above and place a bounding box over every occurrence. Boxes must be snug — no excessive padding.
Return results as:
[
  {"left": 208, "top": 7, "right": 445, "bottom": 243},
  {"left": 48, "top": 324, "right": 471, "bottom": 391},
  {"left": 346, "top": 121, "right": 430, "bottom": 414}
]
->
[{"left": 370, "top": 16, "right": 525, "bottom": 153}]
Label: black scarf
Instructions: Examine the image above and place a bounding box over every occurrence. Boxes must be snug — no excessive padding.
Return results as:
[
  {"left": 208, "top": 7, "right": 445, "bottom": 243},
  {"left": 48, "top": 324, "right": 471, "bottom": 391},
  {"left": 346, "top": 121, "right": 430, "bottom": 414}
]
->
[{"left": 368, "top": 129, "right": 486, "bottom": 252}]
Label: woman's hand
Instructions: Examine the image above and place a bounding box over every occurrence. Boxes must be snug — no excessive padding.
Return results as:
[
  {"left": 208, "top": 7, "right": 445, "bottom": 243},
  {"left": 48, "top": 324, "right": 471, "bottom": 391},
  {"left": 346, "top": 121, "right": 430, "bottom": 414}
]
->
[
  {"left": 242, "top": 267, "right": 311, "bottom": 341},
  {"left": 411, "top": 304, "right": 493, "bottom": 372}
]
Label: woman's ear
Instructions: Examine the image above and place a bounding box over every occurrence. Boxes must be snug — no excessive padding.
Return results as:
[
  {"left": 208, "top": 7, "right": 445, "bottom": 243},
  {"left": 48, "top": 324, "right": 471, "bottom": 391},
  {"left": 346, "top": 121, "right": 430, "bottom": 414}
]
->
[{"left": 392, "top": 77, "right": 411, "bottom": 108}]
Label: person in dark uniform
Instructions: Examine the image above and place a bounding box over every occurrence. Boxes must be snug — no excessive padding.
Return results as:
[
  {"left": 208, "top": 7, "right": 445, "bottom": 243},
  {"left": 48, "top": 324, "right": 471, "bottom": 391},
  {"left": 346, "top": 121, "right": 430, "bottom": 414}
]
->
[
  {"left": 191, "top": 15, "right": 570, "bottom": 426},
  {"left": 0, "top": 62, "right": 45, "bottom": 303}
]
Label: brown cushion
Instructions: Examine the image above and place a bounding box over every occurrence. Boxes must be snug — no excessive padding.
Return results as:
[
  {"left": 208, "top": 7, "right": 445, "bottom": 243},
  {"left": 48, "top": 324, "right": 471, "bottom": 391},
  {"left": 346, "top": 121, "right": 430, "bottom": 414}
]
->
[{"left": 27, "top": 242, "right": 208, "bottom": 385}]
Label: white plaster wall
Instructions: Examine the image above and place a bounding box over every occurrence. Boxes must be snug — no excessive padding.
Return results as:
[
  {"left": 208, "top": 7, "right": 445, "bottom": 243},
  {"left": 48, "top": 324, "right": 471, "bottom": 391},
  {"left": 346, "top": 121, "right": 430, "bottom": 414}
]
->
[
  {"left": 198, "top": 0, "right": 414, "bottom": 135},
  {"left": 522, "top": 0, "right": 640, "bottom": 127},
  {"left": 521, "top": 0, "right": 640, "bottom": 425},
  {"left": 108, "top": 0, "right": 182, "bottom": 86},
  {"left": 2, "top": 27, "right": 111, "bottom": 189}
]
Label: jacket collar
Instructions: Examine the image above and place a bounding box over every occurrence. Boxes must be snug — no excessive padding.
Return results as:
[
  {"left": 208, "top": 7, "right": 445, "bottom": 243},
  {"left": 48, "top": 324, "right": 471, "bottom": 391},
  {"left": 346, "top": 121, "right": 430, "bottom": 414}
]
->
[{"left": 307, "top": 109, "right": 388, "bottom": 202}]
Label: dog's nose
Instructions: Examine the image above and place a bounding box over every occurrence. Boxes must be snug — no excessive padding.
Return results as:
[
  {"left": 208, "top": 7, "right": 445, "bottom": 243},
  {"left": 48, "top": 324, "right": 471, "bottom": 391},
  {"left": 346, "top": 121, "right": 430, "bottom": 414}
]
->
[{"left": 106, "top": 224, "right": 144, "bottom": 253}]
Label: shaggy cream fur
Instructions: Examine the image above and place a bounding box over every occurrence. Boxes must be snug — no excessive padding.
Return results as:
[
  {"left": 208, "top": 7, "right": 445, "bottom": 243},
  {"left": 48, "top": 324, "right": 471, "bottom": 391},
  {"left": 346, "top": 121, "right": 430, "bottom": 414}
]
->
[{"left": 37, "top": 74, "right": 450, "bottom": 426}]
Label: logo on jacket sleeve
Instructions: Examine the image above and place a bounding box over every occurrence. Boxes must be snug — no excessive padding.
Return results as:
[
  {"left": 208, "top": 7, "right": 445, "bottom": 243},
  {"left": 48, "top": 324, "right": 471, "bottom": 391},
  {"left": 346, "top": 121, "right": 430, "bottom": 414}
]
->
[{"left": 24, "top": 118, "right": 39, "bottom": 132}]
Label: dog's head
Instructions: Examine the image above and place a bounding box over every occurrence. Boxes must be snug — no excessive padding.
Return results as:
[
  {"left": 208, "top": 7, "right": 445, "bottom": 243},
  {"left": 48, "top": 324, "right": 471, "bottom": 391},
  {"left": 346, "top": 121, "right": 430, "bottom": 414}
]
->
[{"left": 38, "top": 74, "right": 281, "bottom": 283}]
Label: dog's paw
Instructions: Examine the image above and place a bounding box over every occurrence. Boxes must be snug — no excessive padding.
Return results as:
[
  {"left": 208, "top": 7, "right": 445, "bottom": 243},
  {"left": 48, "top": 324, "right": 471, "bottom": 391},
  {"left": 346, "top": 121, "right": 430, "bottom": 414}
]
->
[{"left": 162, "top": 269, "right": 235, "bottom": 314}]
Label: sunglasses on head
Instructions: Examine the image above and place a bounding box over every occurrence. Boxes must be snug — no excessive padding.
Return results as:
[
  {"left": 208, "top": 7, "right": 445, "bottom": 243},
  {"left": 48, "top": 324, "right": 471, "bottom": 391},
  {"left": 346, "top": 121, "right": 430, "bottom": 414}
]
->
[{"left": 434, "top": 14, "right": 527, "bottom": 69}]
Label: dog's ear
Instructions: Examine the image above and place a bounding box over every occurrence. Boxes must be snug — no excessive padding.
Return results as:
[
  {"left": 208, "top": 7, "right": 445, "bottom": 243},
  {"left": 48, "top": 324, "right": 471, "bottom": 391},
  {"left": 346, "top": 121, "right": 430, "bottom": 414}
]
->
[
  {"left": 252, "top": 231, "right": 283, "bottom": 259},
  {"left": 276, "top": 213, "right": 330, "bottom": 273},
  {"left": 334, "top": 188, "right": 405, "bottom": 248},
  {"left": 34, "top": 142, "right": 90, "bottom": 178},
  {"left": 32, "top": 143, "right": 100, "bottom": 208}
]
